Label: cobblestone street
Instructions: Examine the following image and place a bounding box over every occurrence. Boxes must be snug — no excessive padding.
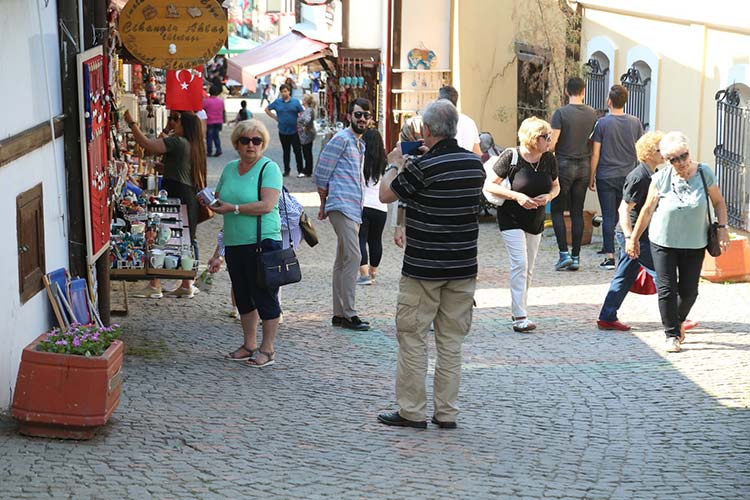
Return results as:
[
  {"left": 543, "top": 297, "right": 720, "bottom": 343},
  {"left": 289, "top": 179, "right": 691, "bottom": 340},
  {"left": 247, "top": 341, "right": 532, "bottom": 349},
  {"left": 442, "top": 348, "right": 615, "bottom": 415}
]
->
[{"left": 1, "top": 106, "right": 749, "bottom": 499}]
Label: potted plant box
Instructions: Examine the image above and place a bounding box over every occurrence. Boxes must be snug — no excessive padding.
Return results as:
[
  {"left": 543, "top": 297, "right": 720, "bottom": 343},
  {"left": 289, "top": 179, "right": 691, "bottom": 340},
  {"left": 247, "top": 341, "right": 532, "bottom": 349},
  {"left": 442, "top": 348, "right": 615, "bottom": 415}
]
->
[
  {"left": 701, "top": 234, "right": 750, "bottom": 283},
  {"left": 11, "top": 325, "right": 123, "bottom": 440}
]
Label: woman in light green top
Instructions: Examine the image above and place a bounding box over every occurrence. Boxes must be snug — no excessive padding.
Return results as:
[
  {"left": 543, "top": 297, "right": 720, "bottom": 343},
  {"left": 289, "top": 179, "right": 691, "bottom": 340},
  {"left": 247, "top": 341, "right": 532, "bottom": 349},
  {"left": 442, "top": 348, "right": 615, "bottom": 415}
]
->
[
  {"left": 627, "top": 132, "right": 729, "bottom": 353},
  {"left": 206, "top": 119, "right": 283, "bottom": 368}
]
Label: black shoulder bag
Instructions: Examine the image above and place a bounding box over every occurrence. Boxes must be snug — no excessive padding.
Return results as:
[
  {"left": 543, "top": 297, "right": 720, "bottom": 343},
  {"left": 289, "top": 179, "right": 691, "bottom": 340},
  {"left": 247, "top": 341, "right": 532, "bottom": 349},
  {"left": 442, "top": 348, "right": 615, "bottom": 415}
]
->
[
  {"left": 255, "top": 163, "right": 302, "bottom": 288},
  {"left": 698, "top": 166, "right": 722, "bottom": 257}
]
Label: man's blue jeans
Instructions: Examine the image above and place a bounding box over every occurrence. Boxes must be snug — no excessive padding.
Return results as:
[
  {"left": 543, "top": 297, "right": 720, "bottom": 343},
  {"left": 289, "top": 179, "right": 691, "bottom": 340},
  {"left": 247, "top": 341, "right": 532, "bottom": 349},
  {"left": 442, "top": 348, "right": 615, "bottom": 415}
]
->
[
  {"left": 596, "top": 177, "right": 625, "bottom": 254},
  {"left": 599, "top": 232, "right": 655, "bottom": 322}
]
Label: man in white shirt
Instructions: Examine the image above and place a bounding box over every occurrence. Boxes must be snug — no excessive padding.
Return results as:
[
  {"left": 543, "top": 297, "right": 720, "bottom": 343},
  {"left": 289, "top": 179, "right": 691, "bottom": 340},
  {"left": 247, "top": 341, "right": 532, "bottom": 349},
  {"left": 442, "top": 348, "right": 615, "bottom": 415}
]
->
[{"left": 438, "top": 86, "right": 481, "bottom": 155}]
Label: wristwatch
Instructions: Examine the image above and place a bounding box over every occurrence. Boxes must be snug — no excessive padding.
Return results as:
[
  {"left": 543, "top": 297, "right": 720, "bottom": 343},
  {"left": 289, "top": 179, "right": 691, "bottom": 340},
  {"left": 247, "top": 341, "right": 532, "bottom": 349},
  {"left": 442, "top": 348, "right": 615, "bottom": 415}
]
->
[{"left": 233, "top": 204, "right": 240, "bottom": 215}]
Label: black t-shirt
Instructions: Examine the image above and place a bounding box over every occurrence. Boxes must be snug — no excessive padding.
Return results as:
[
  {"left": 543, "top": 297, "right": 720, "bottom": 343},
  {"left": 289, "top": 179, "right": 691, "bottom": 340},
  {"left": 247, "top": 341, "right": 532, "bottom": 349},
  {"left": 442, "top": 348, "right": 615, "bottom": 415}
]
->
[
  {"left": 619, "top": 162, "right": 654, "bottom": 240},
  {"left": 550, "top": 103, "right": 598, "bottom": 160},
  {"left": 494, "top": 149, "right": 558, "bottom": 234}
]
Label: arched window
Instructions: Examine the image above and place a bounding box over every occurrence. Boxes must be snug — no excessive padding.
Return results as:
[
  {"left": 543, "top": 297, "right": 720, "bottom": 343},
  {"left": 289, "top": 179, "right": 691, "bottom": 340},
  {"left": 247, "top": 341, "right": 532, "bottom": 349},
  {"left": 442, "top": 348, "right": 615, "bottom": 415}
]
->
[
  {"left": 584, "top": 53, "right": 609, "bottom": 116},
  {"left": 620, "top": 61, "right": 652, "bottom": 129},
  {"left": 714, "top": 83, "right": 750, "bottom": 229}
]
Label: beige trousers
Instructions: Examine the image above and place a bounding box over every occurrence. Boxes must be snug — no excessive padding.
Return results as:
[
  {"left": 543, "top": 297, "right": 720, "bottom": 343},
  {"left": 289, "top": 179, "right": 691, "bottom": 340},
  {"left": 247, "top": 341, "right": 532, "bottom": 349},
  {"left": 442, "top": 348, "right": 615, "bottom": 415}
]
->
[
  {"left": 328, "top": 211, "right": 361, "bottom": 319},
  {"left": 395, "top": 275, "right": 476, "bottom": 422}
]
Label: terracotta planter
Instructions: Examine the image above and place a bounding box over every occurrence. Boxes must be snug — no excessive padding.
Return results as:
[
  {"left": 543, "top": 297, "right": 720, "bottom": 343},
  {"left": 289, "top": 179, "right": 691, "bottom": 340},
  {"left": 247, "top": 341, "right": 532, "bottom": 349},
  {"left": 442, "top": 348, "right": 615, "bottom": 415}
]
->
[
  {"left": 11, "top": 334, "right": 123, "bottom": 439},
  {"left": 700, "top": 235, "right": 750, "bottom": 283},
  {"left": 563, "top": 210, "right": 594, "bottom": 246}
]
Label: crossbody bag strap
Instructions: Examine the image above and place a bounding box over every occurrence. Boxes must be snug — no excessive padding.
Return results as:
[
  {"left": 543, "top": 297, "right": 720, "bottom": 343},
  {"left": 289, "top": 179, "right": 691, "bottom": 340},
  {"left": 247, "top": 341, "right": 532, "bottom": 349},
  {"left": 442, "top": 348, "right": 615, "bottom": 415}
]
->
[
  {"left": 255, "top": 160, "right": 270, "bottom": 250},
  {"left": 255, "top": 160, "right": 293, "bottom": 250},
  {"left": 697, "top": 165, "right": 714, "bottom": 223}
]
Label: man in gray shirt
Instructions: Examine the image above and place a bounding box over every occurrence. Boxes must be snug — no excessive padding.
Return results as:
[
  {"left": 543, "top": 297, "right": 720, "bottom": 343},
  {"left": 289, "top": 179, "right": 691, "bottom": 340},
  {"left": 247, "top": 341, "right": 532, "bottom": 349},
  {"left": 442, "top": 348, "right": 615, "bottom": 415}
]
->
[
  {"left": 549, "top": 77, "right": 598, "bottom": 271},
  {"left": 589, "top": 84, "right": 644, "bottom": 269}
]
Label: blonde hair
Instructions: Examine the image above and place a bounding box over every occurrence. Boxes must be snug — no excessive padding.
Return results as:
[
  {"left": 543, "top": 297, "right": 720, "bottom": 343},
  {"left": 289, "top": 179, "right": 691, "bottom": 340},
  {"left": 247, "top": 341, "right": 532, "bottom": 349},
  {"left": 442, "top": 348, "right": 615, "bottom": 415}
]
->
[
  {"left": 302, "top": 93, "right": 316, "bottom": 108},
  {"left": 518, "top": 116, "right": 551, "bottom": 150},
  {"left": 635, "top": 131, "right": 664, "bottom": 163},
  {"left": 231, "top": 119, "right": 270, "bottom": 151}
]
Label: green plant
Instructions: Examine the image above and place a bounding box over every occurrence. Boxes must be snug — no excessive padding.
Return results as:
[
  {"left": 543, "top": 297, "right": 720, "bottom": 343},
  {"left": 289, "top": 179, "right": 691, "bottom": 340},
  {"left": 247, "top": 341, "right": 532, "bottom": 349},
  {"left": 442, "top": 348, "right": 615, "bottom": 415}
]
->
[{"left": 37, "top": 323, "right": 122, "bottom": 357}]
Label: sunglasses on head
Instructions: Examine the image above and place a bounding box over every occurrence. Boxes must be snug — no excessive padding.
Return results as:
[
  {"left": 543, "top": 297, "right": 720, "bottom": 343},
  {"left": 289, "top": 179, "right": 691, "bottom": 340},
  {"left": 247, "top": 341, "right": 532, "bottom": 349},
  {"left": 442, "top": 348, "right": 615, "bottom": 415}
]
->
[
  {"left": 352, "top": 111, "right": 372, "bottom": 120},
  {"left": 238, "top": 136, "right": 263, "bottom": 146},
  {"left": 667, "top": 151, "right": 689, "bottom": 164}
]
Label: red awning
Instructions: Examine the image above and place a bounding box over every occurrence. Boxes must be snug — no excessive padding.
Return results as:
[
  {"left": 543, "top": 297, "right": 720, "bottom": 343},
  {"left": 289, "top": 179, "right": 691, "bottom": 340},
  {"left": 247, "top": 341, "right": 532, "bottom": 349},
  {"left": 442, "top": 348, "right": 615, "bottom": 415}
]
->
[{"left": 226, "top": 31, "right": 330, "bottom": 92}]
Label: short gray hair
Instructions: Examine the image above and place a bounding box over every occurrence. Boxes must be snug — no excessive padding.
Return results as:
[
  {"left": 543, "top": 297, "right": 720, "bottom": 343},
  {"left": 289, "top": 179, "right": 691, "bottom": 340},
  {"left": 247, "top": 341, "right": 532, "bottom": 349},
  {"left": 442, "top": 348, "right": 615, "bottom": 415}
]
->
[
  {"left": 659, "top": 131, "right": 690, "bottom": 157},
  {"left": 422, "top": 100, "right": 458, "bottom": 139}
]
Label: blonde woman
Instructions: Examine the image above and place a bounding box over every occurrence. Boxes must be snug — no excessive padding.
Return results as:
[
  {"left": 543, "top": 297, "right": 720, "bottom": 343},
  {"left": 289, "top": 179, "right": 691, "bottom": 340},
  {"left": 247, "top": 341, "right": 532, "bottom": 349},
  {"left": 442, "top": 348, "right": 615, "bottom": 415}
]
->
[
  {"left": 205, "top": 119, "right": 283, "bottom": 367},
  {"left": 484, "top": 117, "right": 560, "bottom": 332},
  {"left": 297, "top": 93, "right": 317, "bottom": 177}
]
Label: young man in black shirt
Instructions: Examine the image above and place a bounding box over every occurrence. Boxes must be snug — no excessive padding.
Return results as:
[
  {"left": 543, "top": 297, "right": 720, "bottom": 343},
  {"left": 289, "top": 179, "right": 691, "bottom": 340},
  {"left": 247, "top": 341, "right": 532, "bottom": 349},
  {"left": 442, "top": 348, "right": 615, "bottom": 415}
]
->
[{"left": 549, "top": 77, "right": 598, "bottom": 271}]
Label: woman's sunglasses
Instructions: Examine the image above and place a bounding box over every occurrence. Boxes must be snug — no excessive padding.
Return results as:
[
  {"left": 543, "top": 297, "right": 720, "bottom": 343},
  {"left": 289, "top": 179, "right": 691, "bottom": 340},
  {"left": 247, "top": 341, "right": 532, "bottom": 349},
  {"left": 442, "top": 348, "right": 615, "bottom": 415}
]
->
[
  {"left": 238, "top": 136, "right": 263, "bottom": 146},
  {"left": 667, "top": 151, "right": 689, "bottom": 165},
  {"left": 168, "top": 115, "right": 180, "bottom": 121}
]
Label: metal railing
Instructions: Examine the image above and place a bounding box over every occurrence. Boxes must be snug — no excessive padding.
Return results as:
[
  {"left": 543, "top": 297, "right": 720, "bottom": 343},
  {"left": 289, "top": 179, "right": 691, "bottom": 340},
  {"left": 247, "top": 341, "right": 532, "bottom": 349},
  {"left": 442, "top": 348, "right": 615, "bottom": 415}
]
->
[
  {"left": 620, "top": 67, "right": 650, "bottom": 129},
  {"left": 584, "top": 58, "right": 608, "bottom": 116},
  {"left": 714, "top": 86, "right": 749, "bottom": 230}
]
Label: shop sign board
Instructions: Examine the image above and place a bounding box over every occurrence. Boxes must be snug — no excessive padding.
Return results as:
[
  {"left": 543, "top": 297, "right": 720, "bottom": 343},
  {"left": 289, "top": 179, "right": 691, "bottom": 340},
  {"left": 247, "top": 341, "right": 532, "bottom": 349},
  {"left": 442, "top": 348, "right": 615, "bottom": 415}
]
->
[{"left": 119, "top": 0, "right": 227, "bottom": 70}]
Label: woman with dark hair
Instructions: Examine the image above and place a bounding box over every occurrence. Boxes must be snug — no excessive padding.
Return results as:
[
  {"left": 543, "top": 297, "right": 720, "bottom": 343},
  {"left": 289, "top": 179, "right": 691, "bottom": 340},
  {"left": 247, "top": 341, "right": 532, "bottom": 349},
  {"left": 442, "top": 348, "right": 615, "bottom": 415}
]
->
[
  {"left": 203, "top": 84, "right": 225, "bottom": 157},
  {"left": 357, "top": 128, "right": 388, "bottom": 285},
  {"left": 123, "top": 109, "right": 207, "bottom": 298}
]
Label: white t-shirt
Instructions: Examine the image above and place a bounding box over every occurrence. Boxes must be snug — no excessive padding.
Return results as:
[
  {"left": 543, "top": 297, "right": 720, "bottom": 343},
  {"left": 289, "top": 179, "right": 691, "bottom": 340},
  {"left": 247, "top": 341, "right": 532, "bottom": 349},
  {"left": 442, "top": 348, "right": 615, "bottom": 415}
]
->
[
  {"left": 456, "top": 113, "right": 480, "bottom": 152},
  {"left": 363, "top": 180, "right": 387, "bottom": 212}
]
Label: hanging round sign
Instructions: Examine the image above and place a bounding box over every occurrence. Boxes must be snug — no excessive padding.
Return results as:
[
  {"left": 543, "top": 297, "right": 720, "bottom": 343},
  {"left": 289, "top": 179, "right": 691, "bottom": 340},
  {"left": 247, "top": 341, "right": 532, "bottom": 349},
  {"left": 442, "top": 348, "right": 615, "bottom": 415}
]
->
[{"left": 119, "top": 0, "right": 227, "bottom": 70}]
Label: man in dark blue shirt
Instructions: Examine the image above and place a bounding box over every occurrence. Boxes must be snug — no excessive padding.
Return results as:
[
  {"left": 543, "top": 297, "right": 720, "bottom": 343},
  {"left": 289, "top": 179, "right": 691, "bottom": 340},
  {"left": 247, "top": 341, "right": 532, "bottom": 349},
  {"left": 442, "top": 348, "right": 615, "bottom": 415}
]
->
[{"left": 265, "top": 83, "right": 304, "bottom": 176}]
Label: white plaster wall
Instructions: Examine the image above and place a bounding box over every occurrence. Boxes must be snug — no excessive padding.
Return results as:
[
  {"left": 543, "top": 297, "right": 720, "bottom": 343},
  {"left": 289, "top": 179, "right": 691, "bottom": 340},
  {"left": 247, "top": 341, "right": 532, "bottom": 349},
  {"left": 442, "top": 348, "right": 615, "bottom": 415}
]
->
[
  {"left": 347, "top": 0, "right": 383, "bottom": 49},
  {"left": 0, "top": 0, "right": 68, "bottom": 410},
  {"left": 399, "top": 0, "right": 451, "bottom": 70},
  {"left": 0, "top": 0, "right": 62, "bottom": 136}
]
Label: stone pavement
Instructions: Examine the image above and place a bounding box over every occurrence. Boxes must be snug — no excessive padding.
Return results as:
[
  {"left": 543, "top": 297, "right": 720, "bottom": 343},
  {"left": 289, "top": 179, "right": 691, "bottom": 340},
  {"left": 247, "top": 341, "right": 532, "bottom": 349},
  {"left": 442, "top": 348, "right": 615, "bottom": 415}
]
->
[{"left": 1, "top": 105, "right": 749, "bottom": 499}]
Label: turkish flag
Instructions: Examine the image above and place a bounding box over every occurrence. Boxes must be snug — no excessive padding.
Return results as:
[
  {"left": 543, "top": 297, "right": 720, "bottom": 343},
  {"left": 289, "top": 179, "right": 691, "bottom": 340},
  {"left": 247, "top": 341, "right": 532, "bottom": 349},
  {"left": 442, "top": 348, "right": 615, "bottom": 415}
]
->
[{"left": 166, "top": 66, "right": 204, "bottom": 111}]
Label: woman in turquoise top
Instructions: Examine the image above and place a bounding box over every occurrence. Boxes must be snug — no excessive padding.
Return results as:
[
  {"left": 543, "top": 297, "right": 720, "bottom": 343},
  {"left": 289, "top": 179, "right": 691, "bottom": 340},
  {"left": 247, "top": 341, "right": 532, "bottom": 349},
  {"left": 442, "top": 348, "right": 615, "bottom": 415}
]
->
[
  {"left": 206, "top": 119, "right": 283, "bottom": 368},
  {"left": 627, "top": 132, "right": 729, "bottom": 353}
]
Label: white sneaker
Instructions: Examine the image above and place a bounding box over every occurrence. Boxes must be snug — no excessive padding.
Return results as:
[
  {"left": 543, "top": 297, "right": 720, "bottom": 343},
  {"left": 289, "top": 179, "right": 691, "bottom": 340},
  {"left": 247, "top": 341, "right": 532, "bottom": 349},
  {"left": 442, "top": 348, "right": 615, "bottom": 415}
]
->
[
  {"left": 512, "top": 318, "right": 537, "bottom": 333},
  {"left": 164, "top": 286, "right": 195, "bottom": 298},
  {"left": 297, "top": 172, "right": 306, "bottom": 178},
  {"left": 130, "top": 285, "right": 163, "bottom": 299},
  {"left": 356, "top": 276, "right": 373, "bottom": 285},
  {"left": 665, "top": 337, "right": 681, "bottom": 353}
]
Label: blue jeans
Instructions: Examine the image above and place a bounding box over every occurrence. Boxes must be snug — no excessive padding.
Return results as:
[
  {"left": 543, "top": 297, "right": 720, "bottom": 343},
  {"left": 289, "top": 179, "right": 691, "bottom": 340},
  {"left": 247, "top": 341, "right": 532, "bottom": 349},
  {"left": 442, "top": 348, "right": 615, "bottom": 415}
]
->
[
  {"left": 206, "top": 123, "right": 222, "bottom": 155},
  {"left": 599, "top": 232, "right": 655, "bottom": 321},
  {"left": 596, "top": 176, "right": 625, "bottom": 254}
]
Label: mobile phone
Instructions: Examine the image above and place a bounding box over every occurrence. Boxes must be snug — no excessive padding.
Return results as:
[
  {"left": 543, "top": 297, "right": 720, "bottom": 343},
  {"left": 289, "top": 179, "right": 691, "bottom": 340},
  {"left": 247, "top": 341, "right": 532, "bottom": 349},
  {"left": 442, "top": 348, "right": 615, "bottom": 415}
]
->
[{"left": 400, "top": 141, "right": 422, "bottom": 156}]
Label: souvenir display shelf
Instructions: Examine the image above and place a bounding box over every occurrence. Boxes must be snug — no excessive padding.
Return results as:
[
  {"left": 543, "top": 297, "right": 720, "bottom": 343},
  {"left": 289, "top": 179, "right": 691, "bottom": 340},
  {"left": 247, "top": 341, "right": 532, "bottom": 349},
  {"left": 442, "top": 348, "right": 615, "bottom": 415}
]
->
[{"left": 110, "top": 198, "right": 198, "bottom": 281}]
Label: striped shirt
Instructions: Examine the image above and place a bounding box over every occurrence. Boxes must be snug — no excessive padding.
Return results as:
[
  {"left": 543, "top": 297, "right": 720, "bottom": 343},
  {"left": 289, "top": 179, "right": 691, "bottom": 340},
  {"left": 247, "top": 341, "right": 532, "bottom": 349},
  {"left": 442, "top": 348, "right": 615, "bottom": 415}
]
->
[
  {"left": 391, "top": 138, "right": 486, "bottom": 280},
  {"left": 314, "top": 127, "right": 364, "bottom": 223}
]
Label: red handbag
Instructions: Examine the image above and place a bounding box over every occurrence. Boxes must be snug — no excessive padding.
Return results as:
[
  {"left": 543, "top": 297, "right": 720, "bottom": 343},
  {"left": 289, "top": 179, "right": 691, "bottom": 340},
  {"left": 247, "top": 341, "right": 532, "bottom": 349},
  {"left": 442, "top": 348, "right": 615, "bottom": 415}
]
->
[{"left": 630, "top": 266, "right": 657, "bottom": 295}]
